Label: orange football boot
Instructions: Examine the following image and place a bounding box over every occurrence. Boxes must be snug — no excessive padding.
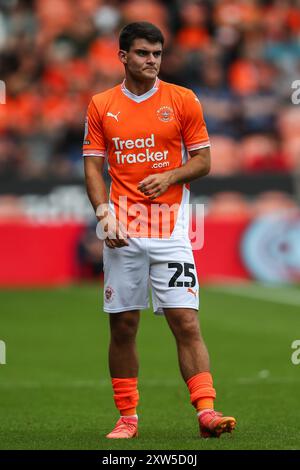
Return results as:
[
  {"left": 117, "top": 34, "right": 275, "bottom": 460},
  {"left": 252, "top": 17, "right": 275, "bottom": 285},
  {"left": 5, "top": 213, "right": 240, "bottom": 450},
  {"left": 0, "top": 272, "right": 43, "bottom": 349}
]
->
[
  {"left": 106, "top": 416, "right": 138, "bottom": 439},
  {"left": 198, "top": 410, "right": 236, "bottom": 438}
]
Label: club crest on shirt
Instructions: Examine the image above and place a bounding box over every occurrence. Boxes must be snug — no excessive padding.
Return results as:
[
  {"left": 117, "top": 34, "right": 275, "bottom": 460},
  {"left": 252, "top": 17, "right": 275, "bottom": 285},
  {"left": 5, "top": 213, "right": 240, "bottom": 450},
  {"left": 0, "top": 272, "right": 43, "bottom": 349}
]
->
[
  {"left": 105, "top": 286, "right": 115, "bottom": 303},
  {"left": 156, "top": 106, "right": 174, "bottom": 122}
]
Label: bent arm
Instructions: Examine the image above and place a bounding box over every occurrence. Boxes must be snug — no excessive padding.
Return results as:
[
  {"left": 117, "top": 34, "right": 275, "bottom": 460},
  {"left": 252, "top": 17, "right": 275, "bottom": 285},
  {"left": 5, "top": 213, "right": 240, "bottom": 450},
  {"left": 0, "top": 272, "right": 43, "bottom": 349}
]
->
[
  {"left": 138, "top": 147, "right": 211, "bottom": 200},
  {"left": 168, "top": 147, "right": 211, "bottom": 185}
]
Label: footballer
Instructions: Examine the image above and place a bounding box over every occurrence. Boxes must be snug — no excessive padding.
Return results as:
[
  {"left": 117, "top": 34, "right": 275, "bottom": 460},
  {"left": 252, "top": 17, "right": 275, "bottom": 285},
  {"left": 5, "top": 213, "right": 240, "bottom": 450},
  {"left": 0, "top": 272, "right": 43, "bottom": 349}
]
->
[{"left": 83, "top": 21, "right": 236, "bottom": 439}]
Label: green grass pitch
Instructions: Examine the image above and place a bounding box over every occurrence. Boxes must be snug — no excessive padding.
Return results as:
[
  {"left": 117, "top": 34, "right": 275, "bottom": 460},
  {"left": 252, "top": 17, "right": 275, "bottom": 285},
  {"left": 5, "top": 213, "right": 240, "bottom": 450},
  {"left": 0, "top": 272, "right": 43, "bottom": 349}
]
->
[{"left": 0, "top": 283, "right": 300, "bottom": 450}]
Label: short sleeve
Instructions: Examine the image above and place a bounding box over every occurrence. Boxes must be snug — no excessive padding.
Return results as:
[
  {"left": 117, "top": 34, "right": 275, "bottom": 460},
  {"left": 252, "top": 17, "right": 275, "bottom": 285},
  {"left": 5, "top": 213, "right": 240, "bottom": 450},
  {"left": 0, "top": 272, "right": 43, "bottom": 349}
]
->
[
  {"left": 181, "top": 91, "right": 210, "bottom": 152},
  {"left": 82, "top": 98, "right": 106, "bottom": 157}
]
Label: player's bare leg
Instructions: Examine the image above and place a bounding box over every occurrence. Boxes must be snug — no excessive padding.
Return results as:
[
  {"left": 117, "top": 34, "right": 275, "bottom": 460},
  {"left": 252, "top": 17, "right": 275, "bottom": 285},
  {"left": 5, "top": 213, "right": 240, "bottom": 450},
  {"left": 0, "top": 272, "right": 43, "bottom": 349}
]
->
[
  {"left": 109, "top": 310, "right": 140, "bottom": 377},
  {"left": 164, "top": 307, "right": 236, "bottom": 438},
  {"left": 106, "top": 310, "right": 140, "bottom": 439},
  {"left": 164, "top": 307, "right": 209, "bottom": 380}
]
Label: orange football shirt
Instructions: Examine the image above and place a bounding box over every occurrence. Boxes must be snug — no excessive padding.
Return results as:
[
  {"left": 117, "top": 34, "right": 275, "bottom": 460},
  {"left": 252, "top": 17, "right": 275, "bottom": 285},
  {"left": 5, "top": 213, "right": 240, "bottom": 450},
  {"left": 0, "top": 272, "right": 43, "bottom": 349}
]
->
[{"left": 83, "top": 78, "right": 210, "bottom": 237}]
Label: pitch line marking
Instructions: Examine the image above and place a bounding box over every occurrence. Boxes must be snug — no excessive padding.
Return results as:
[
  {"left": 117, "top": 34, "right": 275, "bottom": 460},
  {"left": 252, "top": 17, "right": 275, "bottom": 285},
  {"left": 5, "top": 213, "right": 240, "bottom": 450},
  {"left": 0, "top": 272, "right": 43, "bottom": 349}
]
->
[
  {"left": 236, "top": 377, "right": 300, "bottom": 384},
  {"left": 0, "top": 378, "right": 182, "bottom": 389},
  {"left": 206, "top": 284, "right": 300, "bottom": 307}
]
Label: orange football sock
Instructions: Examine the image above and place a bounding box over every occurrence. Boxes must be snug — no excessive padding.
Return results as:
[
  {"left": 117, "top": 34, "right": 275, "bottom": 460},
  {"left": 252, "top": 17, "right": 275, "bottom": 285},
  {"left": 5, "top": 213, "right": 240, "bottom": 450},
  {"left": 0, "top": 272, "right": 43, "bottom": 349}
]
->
[
  {"left": 111, "top": 377, "right": 139, "bottom": 416},
  {"left": 186, "top": 372, "right": 216, "bottom": 412},
  {"left": 121, "top": 408, "right": 137, "bottom": 416},
  {"left": 194, "top": 397, "right": 214, "bottom": 412}
]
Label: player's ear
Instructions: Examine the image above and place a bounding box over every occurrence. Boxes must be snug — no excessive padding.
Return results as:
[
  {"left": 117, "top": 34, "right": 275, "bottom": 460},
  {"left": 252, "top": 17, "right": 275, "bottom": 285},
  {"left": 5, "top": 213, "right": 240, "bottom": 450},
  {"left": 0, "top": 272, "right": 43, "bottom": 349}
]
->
[{"left": 118, "top": 50, "right": 127, "bottom": 64}]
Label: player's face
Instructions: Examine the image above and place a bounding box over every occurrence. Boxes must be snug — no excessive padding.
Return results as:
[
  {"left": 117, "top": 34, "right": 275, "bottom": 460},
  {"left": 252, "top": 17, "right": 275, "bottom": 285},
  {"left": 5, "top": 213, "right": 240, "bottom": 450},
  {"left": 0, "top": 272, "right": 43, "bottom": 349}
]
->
[{"left": 119, "top": 38, "right": 162, "bottom": 81}]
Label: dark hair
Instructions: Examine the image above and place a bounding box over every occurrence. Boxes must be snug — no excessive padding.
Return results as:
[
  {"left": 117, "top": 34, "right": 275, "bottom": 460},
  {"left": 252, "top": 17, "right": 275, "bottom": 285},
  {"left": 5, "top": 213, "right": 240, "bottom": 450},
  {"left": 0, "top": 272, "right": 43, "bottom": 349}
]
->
[{"left": 119, "top": 22, "right": 164, "bottom": 51}]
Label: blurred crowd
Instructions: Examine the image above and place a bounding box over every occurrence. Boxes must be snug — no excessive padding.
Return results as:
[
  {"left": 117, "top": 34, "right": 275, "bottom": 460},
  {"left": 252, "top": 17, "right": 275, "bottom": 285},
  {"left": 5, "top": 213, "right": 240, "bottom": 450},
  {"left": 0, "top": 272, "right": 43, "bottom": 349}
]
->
[{"left": 1, "top": 0, "right": 300, "bottom": 181}]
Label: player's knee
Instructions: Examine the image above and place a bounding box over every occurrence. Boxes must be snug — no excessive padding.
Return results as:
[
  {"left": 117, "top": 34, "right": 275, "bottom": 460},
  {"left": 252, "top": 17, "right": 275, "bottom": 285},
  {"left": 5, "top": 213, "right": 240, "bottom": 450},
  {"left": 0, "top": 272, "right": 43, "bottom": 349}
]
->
[
  {"left": 110, "top": 315, "right": 139, "bottom": 343},
  {"left": 173, "top": 314, "right": 200, "bottom": 342}
]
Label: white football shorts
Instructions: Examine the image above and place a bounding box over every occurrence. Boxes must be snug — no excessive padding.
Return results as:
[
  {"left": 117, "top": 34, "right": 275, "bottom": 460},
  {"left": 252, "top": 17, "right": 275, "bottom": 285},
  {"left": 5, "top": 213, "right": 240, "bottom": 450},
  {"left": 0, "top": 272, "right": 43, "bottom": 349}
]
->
[{"left": 103, "top": 237, "right": 199, "bottom": 314}]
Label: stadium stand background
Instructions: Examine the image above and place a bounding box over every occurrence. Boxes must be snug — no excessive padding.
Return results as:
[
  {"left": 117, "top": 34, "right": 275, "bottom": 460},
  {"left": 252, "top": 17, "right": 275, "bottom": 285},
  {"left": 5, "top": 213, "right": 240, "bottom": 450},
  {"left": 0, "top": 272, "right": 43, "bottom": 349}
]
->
[{"left": 1, "top": 0, "right": 300, "bottom": 284}]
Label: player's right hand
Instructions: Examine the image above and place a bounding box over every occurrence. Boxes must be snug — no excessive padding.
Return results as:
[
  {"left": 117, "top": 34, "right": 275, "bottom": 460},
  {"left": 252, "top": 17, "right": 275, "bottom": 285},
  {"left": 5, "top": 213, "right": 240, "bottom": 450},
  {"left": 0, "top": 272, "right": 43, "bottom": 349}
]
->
[
  {"left": 104, "top": 219, "right": 129, "bottom": 249},
  {"left": 96, "top": 205, "right": 129, "bottom": 249}
]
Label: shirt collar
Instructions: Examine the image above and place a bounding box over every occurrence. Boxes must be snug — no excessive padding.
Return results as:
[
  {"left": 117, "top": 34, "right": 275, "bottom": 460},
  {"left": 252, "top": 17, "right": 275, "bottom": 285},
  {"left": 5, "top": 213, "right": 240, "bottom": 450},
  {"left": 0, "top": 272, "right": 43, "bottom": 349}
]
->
[{"left": 121, "top": 77, "right": 160, "bottom": 103}]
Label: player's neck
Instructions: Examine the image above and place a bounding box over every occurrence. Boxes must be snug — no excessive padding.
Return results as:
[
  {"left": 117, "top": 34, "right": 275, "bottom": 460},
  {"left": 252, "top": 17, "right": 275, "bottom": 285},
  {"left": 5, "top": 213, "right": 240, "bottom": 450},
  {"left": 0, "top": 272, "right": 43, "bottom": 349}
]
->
[{"left": 123, "top": 76, "right": 157, "bottom": 96}]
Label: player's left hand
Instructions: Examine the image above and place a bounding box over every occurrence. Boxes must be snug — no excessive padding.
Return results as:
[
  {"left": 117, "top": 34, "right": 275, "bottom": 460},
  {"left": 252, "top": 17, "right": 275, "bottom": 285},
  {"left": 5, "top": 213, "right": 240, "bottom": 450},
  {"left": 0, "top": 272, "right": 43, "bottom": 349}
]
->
[{"left": 138, "top": 172, "right": 173, "bottom": 200}]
